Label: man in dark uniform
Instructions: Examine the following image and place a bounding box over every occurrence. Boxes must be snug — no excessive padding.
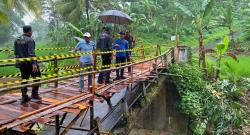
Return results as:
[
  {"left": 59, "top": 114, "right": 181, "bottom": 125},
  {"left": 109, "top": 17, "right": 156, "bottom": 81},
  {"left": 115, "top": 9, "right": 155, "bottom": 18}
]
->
[
  {"left": 96, "top": 27, "right": 113, "bottom": 84},
  {"left": 124, "top": 30, "right": 135, "bottom": 73},
  {"left": 14, "top": 25, "right": 42, "bottom": 103}
]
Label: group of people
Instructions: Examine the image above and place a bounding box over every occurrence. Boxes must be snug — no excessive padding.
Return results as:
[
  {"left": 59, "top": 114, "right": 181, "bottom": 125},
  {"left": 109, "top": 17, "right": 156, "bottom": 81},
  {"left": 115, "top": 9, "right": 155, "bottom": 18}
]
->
[
  {"left": 75, "top": 26, "right": 135, "bottom": 92},
  {"left": 14, "top": 25, "right": 134, "bottom": 103}
]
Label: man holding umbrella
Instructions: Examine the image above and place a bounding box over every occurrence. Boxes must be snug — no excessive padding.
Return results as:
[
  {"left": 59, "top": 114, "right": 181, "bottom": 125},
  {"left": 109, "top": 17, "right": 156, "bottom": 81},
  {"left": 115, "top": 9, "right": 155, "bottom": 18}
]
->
[{"left": 96, "top": 26, "right": 113, "bottom": 84}]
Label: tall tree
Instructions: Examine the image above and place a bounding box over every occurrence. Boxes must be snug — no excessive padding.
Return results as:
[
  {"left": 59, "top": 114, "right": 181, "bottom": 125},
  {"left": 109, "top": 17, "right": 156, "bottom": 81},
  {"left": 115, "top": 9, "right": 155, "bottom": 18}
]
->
[
  {"left": 55, "top": 0, "right": 93, "bottom": 25},
  {"left": 175, "top": 0, "right": 215, "bottom": 69},
  {"left": 0, "top": 0, "right": 41, "bottom": 23}
]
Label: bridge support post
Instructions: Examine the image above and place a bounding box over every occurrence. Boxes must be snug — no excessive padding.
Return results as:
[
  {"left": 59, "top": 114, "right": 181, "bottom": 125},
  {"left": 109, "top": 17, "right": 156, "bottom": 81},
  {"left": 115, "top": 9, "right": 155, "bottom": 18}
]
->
[
  {"left": 171, "top": 47, "right": 175, "bottom": 64},
  {"left": 164, "top": 53, "right": 168, "bottom": 68},
  {"left": 142, "top": 81, "right": 146, "bottom": 96},
  {"left": 94, "top": 117, "right": 101, "bottom": 135},
  {"left": 55, "top": 115, "right": 60, "bottom": 135},
  {"left": 89, "top": 86, "right": 95, "bottom": 135},
  {"left": 54, "top": 58, "right": 58, "bottom": 88},
  {"left": 122, "top": 99, "right": 129, "bottom": 117}
]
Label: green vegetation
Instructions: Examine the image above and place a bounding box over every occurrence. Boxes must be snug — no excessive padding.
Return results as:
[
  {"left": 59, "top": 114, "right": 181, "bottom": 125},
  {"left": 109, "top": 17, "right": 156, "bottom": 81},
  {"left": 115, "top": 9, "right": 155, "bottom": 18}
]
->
[
  {"left": 169, "top": 64, "right": 249, "bottom": 135},
  {"left": 0, "top": 0, "right": 250, "bottom": 134},
  {"left": 217, "top": 55, "right": 250, "bottom": 78}
]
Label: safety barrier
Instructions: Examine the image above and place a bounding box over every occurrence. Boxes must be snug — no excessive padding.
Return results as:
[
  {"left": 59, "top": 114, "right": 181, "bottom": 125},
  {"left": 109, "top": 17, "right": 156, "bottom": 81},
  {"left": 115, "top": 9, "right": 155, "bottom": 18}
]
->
[
  {"left": 0, "top": 46, "right": 156, "bottom": 78},
  {"left": 0, "top": 45, "right": 162, "bottom": 89},
  {"left": 0, "top": 61, "right": 132, "bottom": 87},
  {"left": 0, "top": 65, "right": 80, "bottom": 78},
  {"left": 0, "top": 48, "right": 172, "bottom": 94},
  {"left": 0, "top": 47, "right": 149, "bottom": 63},
  {"left": 0, "top": 47, "right": 74, "bottom": 52}
]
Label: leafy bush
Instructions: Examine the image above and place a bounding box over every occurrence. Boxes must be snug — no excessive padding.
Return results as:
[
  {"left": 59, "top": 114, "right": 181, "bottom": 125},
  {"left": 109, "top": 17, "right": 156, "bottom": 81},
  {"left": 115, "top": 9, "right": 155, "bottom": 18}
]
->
[{"left": 168, "top": 64, "right": 247, "bottom": 135}]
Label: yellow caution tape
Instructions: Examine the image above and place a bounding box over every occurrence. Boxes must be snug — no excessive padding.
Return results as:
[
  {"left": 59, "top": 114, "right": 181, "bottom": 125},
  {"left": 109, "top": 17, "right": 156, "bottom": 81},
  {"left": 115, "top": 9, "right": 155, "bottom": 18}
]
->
[
  {"left": 0, "top": 65, "right": 80, "bottom": 78},
  {"left": 0, "top": 47, "right": 147, "bottom": 63},
  {"left": 0, "top": 61, "right": 131, "bottom": 87},
  {"left": 0, "top": 52, "right": 92, "bottom": 63},
  {"left": 0, "top": 47, "right": 74, "bottom": 52}
]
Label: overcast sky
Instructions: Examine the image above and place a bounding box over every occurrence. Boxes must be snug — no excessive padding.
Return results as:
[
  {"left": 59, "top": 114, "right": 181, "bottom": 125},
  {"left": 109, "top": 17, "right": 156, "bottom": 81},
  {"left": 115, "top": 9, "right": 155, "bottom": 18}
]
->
[{"left": 22, "top": 13, "right": 35, "bottom": 25}]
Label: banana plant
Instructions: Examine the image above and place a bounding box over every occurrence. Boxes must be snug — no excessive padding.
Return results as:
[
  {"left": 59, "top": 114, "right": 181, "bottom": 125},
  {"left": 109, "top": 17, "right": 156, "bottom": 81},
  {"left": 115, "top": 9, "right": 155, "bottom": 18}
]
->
[
  {"left": 65, "top": 22, "right": 84, "bottom": 42},
  {"left": 209, "top": 0, "right": 238, "bottom": 50},
  {"left": 204, "top": 36, "right": 239, "bottom": 80},
  {"left": 175, "top": 0, "right": 215, "bottom": 69}
]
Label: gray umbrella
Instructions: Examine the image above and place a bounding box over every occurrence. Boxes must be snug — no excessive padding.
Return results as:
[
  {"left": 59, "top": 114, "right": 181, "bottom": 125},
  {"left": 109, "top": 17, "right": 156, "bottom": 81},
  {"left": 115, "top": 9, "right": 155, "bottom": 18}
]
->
[{"left": 98, "top": 10, "right": 133, "bottom": 25}]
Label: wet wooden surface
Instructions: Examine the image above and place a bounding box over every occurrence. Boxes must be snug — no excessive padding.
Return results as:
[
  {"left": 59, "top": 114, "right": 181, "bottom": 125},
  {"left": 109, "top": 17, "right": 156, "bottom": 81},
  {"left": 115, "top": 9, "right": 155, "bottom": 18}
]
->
[{"left": 0, "top": 60, "right": 161, "bottom": 131}]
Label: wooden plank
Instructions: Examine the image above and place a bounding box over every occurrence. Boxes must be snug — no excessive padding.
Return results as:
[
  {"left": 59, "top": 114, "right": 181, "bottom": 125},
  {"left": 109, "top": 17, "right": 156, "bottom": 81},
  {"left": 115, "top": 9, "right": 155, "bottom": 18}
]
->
[
  {"left": 18, "top": 93, "right": 90, "bottom": 119},
  {"left": 62, "top": 108, "right": 80, "bottom": 115},
  {"left": 0, "top": 94, "right": 92, "bottom": 130},
  {"left": 12, "top": 125, "right": 29, "bottom": 133},
  {"left": 0, "top": 105, "right": 25, "bottom": 114},
  {"left": 35, "top": 117, "right": 52, "bottom": 124}
]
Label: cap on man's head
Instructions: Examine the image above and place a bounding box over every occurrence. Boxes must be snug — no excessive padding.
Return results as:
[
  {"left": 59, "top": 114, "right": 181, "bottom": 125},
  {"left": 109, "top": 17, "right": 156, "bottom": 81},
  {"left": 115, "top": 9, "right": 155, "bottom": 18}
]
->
[
  {"left": 23, "top": 25, "right": 32, "bottom": 33},
  {"left": 83, "top": 32, "right": 91, "bottom": 38},
  {"left": 119, "top": 31, "right": 125, "bottom": 35}
]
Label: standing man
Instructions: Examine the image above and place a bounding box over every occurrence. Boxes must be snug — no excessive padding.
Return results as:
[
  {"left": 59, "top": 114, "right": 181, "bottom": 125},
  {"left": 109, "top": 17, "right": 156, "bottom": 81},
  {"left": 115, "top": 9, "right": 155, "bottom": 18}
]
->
[
  {"left": 96, "top": 27, "right": 113, "bottom": 84},
  {"left": 124, "top": 30, "right": 135, "bottom": 73},
  {"left": 74, "top": 32, "right": 95, "bottom": 92},
  {"left": 113, "top": 31, "right": 129, "bottom": 80},
  {"left": 14, "top": 25, "right": 41, "bottom": 103}
]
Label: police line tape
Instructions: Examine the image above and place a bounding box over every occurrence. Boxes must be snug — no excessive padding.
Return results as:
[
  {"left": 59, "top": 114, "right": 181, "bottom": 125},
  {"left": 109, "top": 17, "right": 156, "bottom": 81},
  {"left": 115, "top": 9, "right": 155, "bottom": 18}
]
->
[
  {"left": 0, "top": 47, "right": 74, "bottom": 52},
  {"left": 0, "top": 65, "right": 81, "bottom": 78},
  {"left": 0, "top": 61, "right": 132, "bottom": 87},
  {"left": 0, "top": 47, "right": 152, "bottom": 63}
]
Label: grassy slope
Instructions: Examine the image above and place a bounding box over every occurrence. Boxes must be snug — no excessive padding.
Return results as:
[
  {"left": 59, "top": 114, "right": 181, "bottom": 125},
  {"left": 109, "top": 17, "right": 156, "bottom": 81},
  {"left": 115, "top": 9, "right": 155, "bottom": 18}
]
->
[
  {"left": 221, "top": 55, "right": 250, "bottom": 78},
  {"left": 206, "top": 55, "right": 250, "bottom": 78}
]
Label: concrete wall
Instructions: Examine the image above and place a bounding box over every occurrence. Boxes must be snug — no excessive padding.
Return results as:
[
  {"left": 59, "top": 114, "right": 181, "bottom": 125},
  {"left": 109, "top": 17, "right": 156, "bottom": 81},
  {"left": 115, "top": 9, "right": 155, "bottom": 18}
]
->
[{"left": 130, "top": 78, "right": 189, "bottom": 135}]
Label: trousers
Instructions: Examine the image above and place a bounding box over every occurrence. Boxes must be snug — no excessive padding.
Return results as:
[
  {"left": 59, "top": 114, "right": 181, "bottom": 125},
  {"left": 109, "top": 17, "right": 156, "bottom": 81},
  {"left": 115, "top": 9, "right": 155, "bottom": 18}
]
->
[
  {"left": 79, "top": 63, "right": 93, "bottom": 91},
  {"left": 19, "top": 63, "right": 41, "bottom": 97},
  {"left": 116, "top": 57, "right": 126, "bottom": 78},
  {"left": 98, "top": 54, "right": 112, "bottom": 83}
]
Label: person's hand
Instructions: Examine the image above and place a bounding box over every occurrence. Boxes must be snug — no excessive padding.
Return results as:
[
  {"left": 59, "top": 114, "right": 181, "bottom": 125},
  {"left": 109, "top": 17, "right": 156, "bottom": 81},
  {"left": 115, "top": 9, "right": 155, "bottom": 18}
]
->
[
  {"left": 32, "top": 65, "right": 38, "bottom": 73},
  {"left": 78, "top": 60, "right": 81, "bottom": 66}
]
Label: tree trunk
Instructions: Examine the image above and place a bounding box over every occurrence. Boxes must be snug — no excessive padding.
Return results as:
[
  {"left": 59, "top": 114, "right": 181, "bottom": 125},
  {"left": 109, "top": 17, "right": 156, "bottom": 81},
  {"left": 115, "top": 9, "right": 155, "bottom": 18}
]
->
[
  {"left": 229, "top": 27, "right": 237, "bottom": 50},
  {"left": 85, "top": 0, "right": 90, "bottom": 24},
  {"left": 215, "top": 53, "right": 222, "bottom": 80},
  {"left": 198, "top": 28, "right": 206, "bottom": 69}
]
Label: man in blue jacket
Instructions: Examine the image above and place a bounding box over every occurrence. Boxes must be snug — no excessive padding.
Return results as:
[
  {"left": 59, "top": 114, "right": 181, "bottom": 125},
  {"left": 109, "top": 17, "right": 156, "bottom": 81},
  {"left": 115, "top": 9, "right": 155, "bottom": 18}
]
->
[
  {"left": 74, "top": 32, "right": 95, "bottom": 92},
  {"left": 113, "top": 31, "right": 129, "bottom": 80}
]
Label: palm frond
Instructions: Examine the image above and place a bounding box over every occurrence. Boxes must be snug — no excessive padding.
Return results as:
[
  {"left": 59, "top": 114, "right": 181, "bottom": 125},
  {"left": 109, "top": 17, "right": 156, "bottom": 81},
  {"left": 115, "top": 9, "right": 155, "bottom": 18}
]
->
[
  {"left": 24, "top": 0, "right": 42, "bottom": 18},
  {"left": 66, "top": 22, "right": 83, "bottom": 37},
  {"left": 2, "top": 0, "right": 41, "bottom": 18},
  {"left": 203, "top": 0, "right": 215, "bottom": 18},
  {"left": 0, "top": 10, "right": 9, "bottom": 24},
  {"left": 174, "top": 2, "right": 194, "bottom": 17}
]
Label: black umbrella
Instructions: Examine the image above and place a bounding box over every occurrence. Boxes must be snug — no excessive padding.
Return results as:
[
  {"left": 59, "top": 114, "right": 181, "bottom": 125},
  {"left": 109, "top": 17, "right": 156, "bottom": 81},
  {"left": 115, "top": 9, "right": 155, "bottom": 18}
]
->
[{"left": 98, "top": 10, "right": 133, "bottom": 25}]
